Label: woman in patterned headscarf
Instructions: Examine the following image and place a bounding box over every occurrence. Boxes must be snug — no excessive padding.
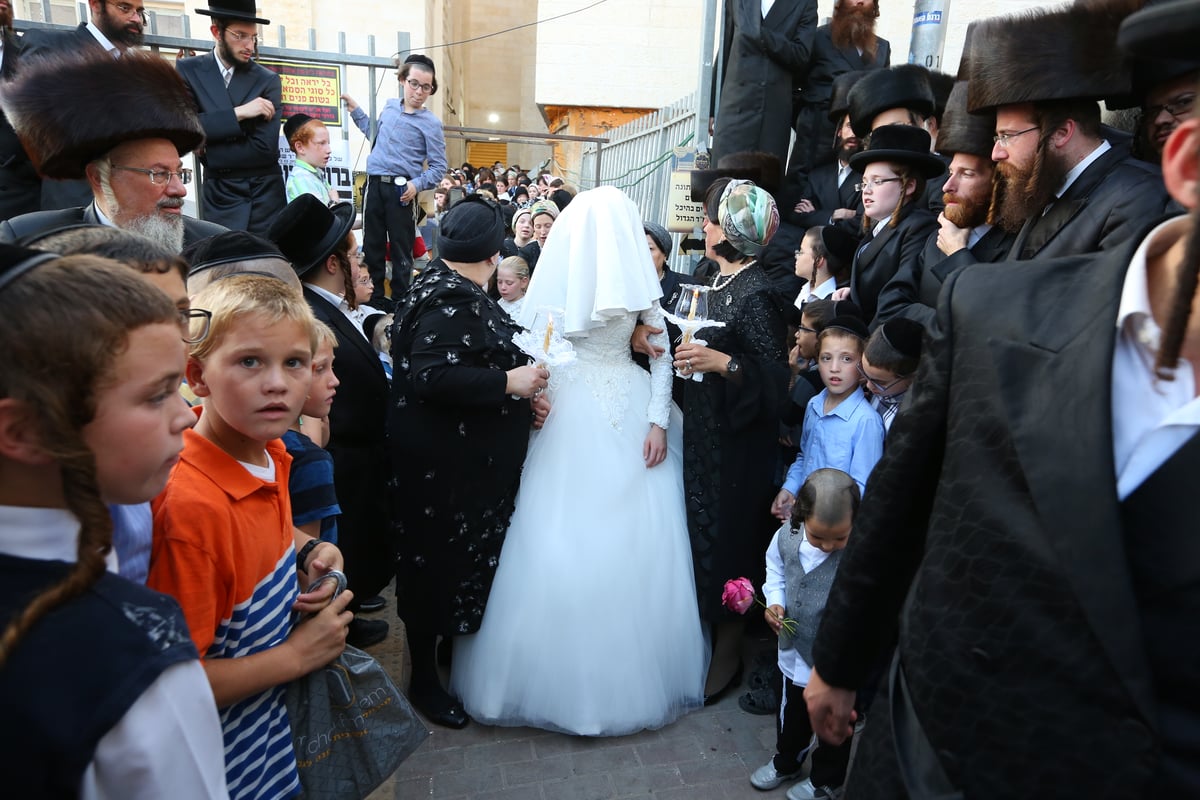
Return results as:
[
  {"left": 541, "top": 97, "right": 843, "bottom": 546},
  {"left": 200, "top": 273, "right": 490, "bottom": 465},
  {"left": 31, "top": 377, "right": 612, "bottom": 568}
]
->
[{"left": 673, "top": 179, "right": 790, "bottom": 702}]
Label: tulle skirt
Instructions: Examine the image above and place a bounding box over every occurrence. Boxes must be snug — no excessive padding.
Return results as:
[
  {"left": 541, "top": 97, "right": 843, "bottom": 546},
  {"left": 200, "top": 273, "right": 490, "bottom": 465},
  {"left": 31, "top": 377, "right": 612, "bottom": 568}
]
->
[{"left": 451, "top": 362, "right": 707, "bottom": 736}]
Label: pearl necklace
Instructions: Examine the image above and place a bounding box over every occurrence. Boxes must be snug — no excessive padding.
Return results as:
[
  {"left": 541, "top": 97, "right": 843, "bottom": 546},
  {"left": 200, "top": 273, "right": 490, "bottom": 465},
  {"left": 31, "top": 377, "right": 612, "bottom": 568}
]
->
[{"left": 711, "top": 260, "right": 756, "bottom": 292}]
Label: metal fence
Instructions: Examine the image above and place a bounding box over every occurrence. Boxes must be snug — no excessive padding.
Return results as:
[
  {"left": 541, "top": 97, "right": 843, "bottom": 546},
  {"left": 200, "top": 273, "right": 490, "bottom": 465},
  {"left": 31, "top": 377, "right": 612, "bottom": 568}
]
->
[{"left": 578, "top": 91, "right": 701, "bottom": 274}]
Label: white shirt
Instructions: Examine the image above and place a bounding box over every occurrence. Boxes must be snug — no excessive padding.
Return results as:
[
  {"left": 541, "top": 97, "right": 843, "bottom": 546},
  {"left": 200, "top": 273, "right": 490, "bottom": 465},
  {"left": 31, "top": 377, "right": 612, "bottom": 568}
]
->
[
  {"left": 84, "top": 20, "right": 121, "bottom": 56},
  {"left": 763, "top": 522, "right": 834, "bottom": 685},
  {"left": 967, "top": 222, "right": 993, "bottom": 250},
  {"left": 0, "top": 506, "right": 230, "bottom": 800},
  {"left": 213, "top": 47, "right": 234, "bottom": 86},
  {"left": 1111, "top": 216, "right": 1199, "bottom": 500},
  {"left": 793, "top": 275, "right": 838, "bottom": 311},
  {"left": 305, "top": 281, "right": 364, "bottom": 334},
  {"left": 761, "top": 0, "right": 775, "bottom": 16},
  {"left": 837, "top": 161, "right": 852, "bottom": 189},
  {"left": 1056, "top": 140, "right": 1112, "bottom": 201}
]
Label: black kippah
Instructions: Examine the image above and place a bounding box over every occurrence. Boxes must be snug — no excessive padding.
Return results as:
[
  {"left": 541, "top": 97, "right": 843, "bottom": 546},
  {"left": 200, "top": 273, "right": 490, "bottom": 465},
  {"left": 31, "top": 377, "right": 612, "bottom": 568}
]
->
[
  {"left": 880, "top": 318, "right": 923, "bottom": 360},
  {"left": 824, "top": 314, "right": 870, "bottom": 340},
  {"left": 184, "top": 231, "right": 286, "bottom": 276}
]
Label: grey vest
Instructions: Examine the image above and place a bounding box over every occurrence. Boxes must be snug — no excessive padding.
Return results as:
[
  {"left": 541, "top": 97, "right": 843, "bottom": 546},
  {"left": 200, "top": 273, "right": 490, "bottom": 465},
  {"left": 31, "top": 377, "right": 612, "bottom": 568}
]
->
[{"left": 779, "top": 527, "right": 842, "bottom": 664}]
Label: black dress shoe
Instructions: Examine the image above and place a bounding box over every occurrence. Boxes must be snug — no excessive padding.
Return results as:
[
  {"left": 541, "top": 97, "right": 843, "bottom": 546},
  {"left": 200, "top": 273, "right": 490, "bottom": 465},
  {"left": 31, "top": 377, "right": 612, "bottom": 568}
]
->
[
  {"left": 410, "top": 690, "right": 470, "bottom": 729},
  {"left": 346, "top": 617, "right": 389, "bottom": 648},
  {"left": 357, "top": 595, "right": 386, "bottom": 613}
]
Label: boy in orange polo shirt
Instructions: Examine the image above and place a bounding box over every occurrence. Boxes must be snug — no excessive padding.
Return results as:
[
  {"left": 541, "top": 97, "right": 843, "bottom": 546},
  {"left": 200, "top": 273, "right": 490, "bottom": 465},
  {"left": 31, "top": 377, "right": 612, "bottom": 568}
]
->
[{"left": 148, "top": 274, "right": 353, "bottom": 800}]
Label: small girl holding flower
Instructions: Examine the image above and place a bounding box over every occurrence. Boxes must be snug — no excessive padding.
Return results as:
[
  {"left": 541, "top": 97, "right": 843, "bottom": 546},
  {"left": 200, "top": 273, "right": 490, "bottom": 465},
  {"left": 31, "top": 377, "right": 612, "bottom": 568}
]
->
[{"left": 749, "top": 468, "right": 859, "bottom": 800}]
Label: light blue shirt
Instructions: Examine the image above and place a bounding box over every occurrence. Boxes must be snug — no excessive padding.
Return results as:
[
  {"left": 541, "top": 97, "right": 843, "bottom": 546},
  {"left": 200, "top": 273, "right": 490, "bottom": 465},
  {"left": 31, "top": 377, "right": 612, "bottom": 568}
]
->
[
  {"left": 783, "top": 386, "right": 885, "bottom": 495},
  {"left": 352, "top": 101, "right": 447, "bottom": 192}
]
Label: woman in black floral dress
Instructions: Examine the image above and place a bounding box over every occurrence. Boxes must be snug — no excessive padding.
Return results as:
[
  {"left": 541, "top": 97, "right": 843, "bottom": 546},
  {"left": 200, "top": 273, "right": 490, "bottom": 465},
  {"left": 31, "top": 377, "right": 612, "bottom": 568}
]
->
[
  {"left": 389, "top": 196, "right": 548, "bottom": 728},
  {"left": 673, "top": 179, "right": 789, "bottom": 701}
]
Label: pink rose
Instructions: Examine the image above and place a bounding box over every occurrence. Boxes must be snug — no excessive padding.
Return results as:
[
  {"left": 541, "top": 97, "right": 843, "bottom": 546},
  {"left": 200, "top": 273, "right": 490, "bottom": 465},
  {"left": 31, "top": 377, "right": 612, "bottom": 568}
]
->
[{"left": 721, "top": 577, "right": 755, "bottom": 615}]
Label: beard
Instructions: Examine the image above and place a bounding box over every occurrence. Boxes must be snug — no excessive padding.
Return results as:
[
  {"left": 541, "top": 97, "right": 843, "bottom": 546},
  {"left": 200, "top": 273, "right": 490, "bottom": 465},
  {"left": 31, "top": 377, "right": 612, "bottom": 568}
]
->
[
  {"left": 836, "top": 135, "right": 863, "bottom": 163},
  {"left": 831, "top": 3, "right": 879, "bottom": 61},
  {"left": 217, "top": 36, "right": 253, "bottom": 70},
  {"left": 98, "top": 7, "right": 143, "bottom": 47},
  {"left": 125, "top": 210, "right": 185, "bottom": 252},
  {"left": 0, "top": 3, "right": 13, "bottom": 30},
  {"left": 991, "top": 142, "right": 1071, "bottom": 234},
  {"left": 942, "top": 187, "right": 990, "bottom": 229}
]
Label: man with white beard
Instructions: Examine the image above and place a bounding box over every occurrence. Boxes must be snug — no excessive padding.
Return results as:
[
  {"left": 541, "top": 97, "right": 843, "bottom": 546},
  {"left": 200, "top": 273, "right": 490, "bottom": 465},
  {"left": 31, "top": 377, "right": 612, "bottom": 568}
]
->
[{"left": 0, "top": 50, "right": 224, "bottom": 250}]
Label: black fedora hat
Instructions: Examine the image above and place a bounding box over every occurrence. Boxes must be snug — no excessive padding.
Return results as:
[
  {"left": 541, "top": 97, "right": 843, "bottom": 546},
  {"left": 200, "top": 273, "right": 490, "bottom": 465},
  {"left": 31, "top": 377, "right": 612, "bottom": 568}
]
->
[
  {"left": 267, "top": 195, "right": 355, "bottom": 277},
  {"left": 849, "top": 125, "right": 946, "bottom": 178},
  {"left": 1119, "top": 0, "right": 1200, "bottom": 60},
  {"left": 196, "top": 0, "right": 270, "bottom": 25}
]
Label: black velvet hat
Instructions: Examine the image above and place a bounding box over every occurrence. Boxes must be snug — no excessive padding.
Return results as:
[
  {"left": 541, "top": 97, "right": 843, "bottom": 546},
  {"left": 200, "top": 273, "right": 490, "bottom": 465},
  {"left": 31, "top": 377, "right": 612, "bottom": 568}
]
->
[
  {"left": 0, "top": 51, "right": 204, "bottom": 180},
  {"left": 195, "top": 0, "right": 269, "bottom": 24},
  {"left": 0, "top": 243, "right": 57, "bottom": 294},
  {"left": 831, "top": 299, "right": 863, "bottom": 321},
  {"left": 824, "top": 315, "right": 870, "bottom": 339},
  {"left": 819, "top": 225, "right": 859, "bottom": 267},
  {"left": 935, "top": 82, "right": 996, "bottom": 159},
  {"left": 828, "top": 70, "right": 868, "bottom": 123},
  {"left": 283, "top": 114, "right": 316, "bottom": 143},
  {"left": 268, "top": 195, "right": 356, "bottom": 277},
  {"left": 847, "top": 66, "right": 936, "bottom": 137},
  {"left": 438, "top": 195, "right": 505, "bottom": 263},
  {"left": 879, "top": 317, "right": 923, "bottom": 360},
  {"left": 184, "top": 231, "right": 289, "bottom": 277},
  {"left": 848, "top": 125, "right": 946, "bottom": 178},
  {"left": 1119, "top": 0, "right": 1200, "bottom": 58}
]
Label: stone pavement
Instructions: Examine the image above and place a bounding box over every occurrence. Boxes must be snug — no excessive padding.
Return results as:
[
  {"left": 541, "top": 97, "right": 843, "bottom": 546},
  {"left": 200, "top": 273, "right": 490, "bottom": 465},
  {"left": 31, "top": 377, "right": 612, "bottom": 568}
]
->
[{"left": 361, "top": 582, "right": 792, "bottom": 800}]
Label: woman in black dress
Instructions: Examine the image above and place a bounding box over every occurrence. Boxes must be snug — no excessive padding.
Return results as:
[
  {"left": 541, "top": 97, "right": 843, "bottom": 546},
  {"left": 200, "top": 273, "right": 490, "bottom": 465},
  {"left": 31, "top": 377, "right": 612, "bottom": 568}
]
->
[
  {"left": 673, "top": 180, "right": 790, "bottom": 701},
  {"left": 389, "top": 196, "right": 548, "bottom": 727}
]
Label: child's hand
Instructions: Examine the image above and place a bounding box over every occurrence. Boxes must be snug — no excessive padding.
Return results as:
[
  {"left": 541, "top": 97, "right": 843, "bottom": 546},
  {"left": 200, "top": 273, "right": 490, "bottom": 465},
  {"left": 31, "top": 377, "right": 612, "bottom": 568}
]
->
[
  {"left": 766, "top": 604, "right": 786, "bottom": 635},
  {"left": 289, "top": 588, "right": 354, "bottom": 672},
  {"left": 771, "top": 488, "right": 795, "bottom": 521},
  {"left": 788, "top": 344, "right": 803, "bottom": 375}
]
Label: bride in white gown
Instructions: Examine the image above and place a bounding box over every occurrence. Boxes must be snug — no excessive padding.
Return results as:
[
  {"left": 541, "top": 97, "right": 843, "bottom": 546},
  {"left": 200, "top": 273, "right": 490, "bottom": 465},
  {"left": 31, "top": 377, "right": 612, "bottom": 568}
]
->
[{"left": 451, "top": 186, "right": 707, "bottom": 736}]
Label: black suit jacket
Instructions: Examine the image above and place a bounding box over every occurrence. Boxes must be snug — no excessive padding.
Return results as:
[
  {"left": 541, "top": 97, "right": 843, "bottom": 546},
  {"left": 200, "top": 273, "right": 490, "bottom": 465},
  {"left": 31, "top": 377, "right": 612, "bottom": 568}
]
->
[
  {"left": 15, "top": 24, "right": 99, "bottom": 211},
  {"left": 787, "top": 161, "right": 862, "bottom": 230},
  {"left": 873, "top": 223, "right": 1014, "bottom": 330},
  {"left": 0, "top": 203, "right": 225, "bottom": 247},
  {"left": 849, "top": 206, "right": 937, "bottom": 324},
  {"left": 814, "top": 239, "right": 1160, "bottom": 795},
  {"left": 302, "top": 288, "right": 393, "bottom": 597},
  {"left": 0, "top": 30, "right": 40, "bottom": 221},
  {"left": 712, "top": 0, "right": 818, "bottom": 172},
  {"left": 1009, "top": 143, "right": 1167, "bottom": 260}
]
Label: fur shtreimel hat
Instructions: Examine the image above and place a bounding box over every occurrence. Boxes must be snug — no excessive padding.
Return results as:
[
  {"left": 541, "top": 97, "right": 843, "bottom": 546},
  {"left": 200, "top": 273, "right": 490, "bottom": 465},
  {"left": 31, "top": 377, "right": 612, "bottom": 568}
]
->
[
  {"left": 828, "top": 70, "right": 868, "bottom": 123},
  {"left": 195, "top": 0, "right": 269, "bottom": 25},
  {"left": 935, "top": 82, "right": 995, "bottom": 159},
  {"left": 847, "top": 65, "right": 936, "bottom": 138},
  {"left": 966, "top": 0, "right": 1144, "bottom": 112},
  {"left": 0, "top": 51, "right": 204, "bottom": 180}
]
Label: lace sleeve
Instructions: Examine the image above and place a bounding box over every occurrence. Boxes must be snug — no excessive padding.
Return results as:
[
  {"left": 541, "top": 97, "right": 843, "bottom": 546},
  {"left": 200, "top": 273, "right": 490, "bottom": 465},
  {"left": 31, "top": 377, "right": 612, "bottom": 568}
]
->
[{"left": 642, "top": 302, "right": 672, "bottom": 430}]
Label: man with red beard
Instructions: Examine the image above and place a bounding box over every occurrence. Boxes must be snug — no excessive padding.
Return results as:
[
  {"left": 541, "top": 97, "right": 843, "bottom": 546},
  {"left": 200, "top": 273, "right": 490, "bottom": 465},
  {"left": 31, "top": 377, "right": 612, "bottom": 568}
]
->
[
  {"left": 966, "top": 3, "right": 1167, "bottom": 262},
  {"left": 177, "top": 0, "right": 286, "bottom": 237},
  {"left": 803, "top": 0, "right": 1200, "bottom": 793},
  {"left": 0, "top": 51, "right": 224, "bottom": 252},
  {"left": 18, "top": 0, "right": 146, "bottom": 212},
  {"left": 787, "top": 0, "right": 890, "bottom": 180},
  {"left": 0, "top": 0, "right": 40, "bottom": 221},
  {"left": 873, "top": 80, "right": 1014, "bottom": 329}
]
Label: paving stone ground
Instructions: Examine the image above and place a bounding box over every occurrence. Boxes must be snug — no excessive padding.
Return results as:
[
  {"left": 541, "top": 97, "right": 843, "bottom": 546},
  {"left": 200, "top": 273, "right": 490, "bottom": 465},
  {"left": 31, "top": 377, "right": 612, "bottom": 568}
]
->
[{"left": 361, "top": 582, "right": 790, "bottom": 800}]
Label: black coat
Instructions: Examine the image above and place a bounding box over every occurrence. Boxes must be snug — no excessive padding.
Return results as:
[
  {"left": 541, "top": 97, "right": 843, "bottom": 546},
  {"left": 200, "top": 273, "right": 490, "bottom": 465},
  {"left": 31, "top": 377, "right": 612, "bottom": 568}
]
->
[
  {"left": 0, "top": 30, "right": 39, "bottom": 222},
  {"left": 303, "top": 288, "right": 394, "bottom": 600},
  {"left": 786, "top": 161, "right": 862, "bottom": 230},
  {"left": 176, "top": 53, "right": 286, "bottom": 234},
  {"left": 849, "top": 205, "right": 937, "bottom": 325},
  {"left": 873, "top": 223, "right": 1014, "bottom": 330},
  {"left": 788, "top": 24, "right": 890, "bottom": 176},
  {"left": 813, "top": 239, "right": 1162, "bottom": 796},
  {"left": 0, "top": 203, "right": 225, "bottom": 247},
  {"left": 712, "top": 0, "right": 818, "bottom": 174}
]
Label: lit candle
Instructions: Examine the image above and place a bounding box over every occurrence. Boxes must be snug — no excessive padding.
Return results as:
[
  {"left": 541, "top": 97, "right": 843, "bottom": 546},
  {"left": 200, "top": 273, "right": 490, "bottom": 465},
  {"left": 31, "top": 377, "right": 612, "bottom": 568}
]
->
[
  {"left": 688, "top": 288, "right": 698, "bottom": 320},
  {"left": 543, "top": 315, "right": 554, "bottom": 353}
]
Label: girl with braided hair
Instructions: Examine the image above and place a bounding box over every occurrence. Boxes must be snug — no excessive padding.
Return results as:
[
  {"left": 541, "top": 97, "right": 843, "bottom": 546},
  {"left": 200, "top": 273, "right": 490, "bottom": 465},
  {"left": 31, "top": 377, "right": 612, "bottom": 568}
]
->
[{"left": 0, "top": 247, "right": 227, "bottom": 798}]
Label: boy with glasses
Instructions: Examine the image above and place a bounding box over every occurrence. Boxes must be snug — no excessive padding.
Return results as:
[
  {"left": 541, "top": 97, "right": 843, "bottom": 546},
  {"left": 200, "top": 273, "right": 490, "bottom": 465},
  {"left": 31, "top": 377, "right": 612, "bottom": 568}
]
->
[{"left": 860, "top": 317, "right": 920, "bottom": 433}]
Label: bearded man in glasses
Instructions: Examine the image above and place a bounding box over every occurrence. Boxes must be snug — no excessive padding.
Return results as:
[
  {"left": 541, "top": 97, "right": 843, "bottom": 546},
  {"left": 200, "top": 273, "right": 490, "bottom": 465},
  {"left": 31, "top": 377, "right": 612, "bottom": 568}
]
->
[
  {"left": 0, "top": 50, "right": 224, "bottom": 252},
  {"left": 176, "top": 0, "right": 285, "bottom": 238}
]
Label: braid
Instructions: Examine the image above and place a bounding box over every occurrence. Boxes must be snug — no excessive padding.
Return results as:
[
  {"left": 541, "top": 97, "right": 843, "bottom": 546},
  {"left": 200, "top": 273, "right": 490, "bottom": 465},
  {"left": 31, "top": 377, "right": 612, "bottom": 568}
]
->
[{"left": 1154, "top": 203, "right": 1200, "bottom": 379}]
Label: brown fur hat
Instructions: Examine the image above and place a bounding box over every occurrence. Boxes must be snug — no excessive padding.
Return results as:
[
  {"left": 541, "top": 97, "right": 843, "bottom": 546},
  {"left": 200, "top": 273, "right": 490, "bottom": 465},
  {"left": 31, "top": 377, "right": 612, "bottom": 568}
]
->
[
  {"left": 935, "top": 82, "right": 995, "bottom": 159},
  {"left": 847, "top": 65, "right": 936, "bottom": 137},
  {"left": 0, "top": 50, "right": 204, "bottom": 180},
  {"left": 966, "top": 0, "right": 1146, "bottom": 112},
  {"left": 828, "top": 70, "right": 868, "bottom": 123}
]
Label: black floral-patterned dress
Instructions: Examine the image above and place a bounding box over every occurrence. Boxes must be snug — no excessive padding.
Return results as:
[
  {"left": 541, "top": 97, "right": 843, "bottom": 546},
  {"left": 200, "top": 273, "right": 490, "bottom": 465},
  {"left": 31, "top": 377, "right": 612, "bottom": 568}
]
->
[
  {"left": 681, "top": 264, "right": 789, "bottom": 621},
  {"left": 389, "top": 260, "right": 533, "bottom": 635}
]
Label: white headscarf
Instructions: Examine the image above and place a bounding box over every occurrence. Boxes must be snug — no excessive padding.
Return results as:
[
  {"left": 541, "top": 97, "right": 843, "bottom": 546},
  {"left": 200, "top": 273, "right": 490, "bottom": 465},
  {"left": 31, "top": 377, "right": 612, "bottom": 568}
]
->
[{"left": 517, "top": 186, "right": 663, "bottom": 336}]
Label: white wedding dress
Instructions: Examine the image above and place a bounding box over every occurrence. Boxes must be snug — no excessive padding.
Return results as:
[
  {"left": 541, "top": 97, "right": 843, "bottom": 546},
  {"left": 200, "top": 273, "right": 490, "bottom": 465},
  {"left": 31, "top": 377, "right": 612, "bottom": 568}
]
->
[{"left": 451, "top": 305, "right": 707, "bottom": 736}]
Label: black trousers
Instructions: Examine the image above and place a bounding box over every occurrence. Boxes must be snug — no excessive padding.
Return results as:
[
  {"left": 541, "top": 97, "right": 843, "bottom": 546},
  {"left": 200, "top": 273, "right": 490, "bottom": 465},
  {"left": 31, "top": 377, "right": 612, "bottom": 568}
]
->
[
  {"left": 364, "top": 175, "right": 416, "bottom": 304},
  {"left": 775, "top": 675, "right": 854, "bottom": 788}
]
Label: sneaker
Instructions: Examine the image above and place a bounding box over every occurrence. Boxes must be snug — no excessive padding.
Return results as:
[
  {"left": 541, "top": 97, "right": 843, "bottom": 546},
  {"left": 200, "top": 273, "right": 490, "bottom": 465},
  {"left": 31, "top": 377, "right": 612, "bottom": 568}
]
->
[
  {"left": 750, "top": 760, "right": 803, "bottom": 791},
  {"left": 787, "top": 779, "right": 840, "bottom": 800}
]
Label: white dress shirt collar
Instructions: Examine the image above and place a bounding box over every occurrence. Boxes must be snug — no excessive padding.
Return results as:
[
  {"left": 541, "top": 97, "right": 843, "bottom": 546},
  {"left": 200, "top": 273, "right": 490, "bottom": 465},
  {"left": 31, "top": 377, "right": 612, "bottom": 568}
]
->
[{"left": 85, "top": 20, "right": 121, "bottom": 55}]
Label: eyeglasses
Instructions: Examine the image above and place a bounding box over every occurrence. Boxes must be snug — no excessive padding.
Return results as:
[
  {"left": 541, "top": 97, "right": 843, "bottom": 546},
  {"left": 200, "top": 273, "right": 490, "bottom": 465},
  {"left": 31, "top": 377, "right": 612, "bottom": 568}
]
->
[
  {"left": 106, "top": 1, "right": 146, "bottom": 22},
  {"left": 1145, "top": 93, "right": 1196, "bottom": 121},
  {"left": 110, "top": 164, "right": 193, "bottom": 185},
  {"left": 797, "top": 324, "right": 818, "bottom": 334},
  {"left": 226, "top": 30, "right": 259, "bottom": 43},
  {"left": 854, "top": 177, "right": 902, "bottom": 192},
  {"left": 405, "top": 78, "right": 434, "bottom": 93},
  {"left": 356, "top": 273, "right": 373, "bottom": 286},
  {"left": 181, "top": 308, "right": 212, "bottom": 344},
  {"left": 856, "top": 363, "right": 908, "bottom": 395},
  {"left": 992, "top": 126, "right": 1039, "bottom": 147}
]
